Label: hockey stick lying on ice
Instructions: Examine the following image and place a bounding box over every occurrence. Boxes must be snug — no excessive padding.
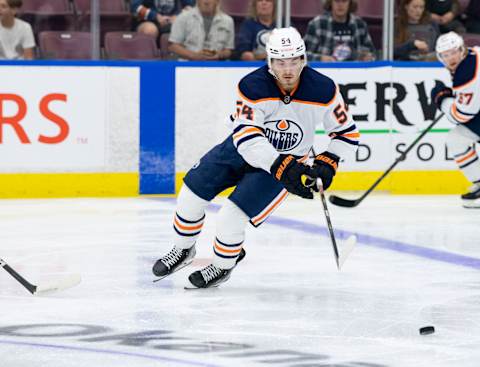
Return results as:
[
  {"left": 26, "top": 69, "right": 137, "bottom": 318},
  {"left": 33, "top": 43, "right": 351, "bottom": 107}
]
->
[
  {"left": 315, "top": 179, "right": 357, "bottom": 270},
  {"left": 329, "top": 113, "right": 444, "bottom": 208},
  {"left": 0, "top": 258, "right": 81, "bottom": 295}
]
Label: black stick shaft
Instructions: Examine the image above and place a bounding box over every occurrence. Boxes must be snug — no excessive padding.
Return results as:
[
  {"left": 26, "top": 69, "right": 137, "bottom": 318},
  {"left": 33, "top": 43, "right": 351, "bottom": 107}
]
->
[
  {"left": 358, "top": 113, "right": 444, "bottom": 201},
  {"left": 330, "top": 113, "right": 444, "bottom": 207},
  {"left": 0, "top": 259, "right": 36, "bottom": 294},
  {"left": 319, "top": 188, "right": 340, "bottom": 269}
]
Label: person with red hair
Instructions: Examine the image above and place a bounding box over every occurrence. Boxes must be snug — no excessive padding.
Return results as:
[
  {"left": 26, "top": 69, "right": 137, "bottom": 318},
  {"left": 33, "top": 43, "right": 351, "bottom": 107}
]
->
[{"left": 394, "top": 0, "right": 440, "bottom": 61}]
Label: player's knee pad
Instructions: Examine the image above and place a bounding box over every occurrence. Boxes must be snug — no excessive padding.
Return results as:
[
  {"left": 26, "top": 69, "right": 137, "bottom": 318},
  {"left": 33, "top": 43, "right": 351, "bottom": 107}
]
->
[
  {"left": 176, "top": 184, "right": 210, "bottom": 220},
  {"left": 446, "top": 126, "right": 477, "bottom": 156},
  {"left": 216, "top": 200, "right": 249, "bottom": 244}
]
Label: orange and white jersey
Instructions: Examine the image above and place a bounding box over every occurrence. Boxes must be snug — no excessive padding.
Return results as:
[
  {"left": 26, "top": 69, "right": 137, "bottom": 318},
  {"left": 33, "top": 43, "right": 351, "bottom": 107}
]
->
[
  {"left": 229, "top": 65, "right": 359, "bottom": 172},
  {"left": 442, "top": 47, "right": 480, "bottom": 136}
]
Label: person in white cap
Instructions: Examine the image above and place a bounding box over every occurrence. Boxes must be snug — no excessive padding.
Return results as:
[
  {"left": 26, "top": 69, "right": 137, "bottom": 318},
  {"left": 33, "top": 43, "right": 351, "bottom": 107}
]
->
[
  {"left": 431, "top": 31, "right": 480, "bottom": 208},
  {"left": 152, "top": 27, "right": 359, "bottom": 288}
]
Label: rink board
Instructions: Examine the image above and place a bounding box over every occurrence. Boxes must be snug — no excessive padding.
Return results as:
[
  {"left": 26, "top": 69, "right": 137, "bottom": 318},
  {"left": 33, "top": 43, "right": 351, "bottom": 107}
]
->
[
  {"left": 175, "top": 61, "right": 473, "bottom": 194},
  {"left": 0, "top": 63, "right": 141, "bottom": 197},
  {"left": 0, "top": 60, "right": 474, "bottom": 197}
]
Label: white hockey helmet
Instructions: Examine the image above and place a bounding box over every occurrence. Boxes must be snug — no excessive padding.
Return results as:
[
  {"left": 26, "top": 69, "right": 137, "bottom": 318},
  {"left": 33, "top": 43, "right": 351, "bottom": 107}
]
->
[
  {"left": 266, "top": 27, "right": 307, "bottom": 72},
  {"left": 435, "top": 31, "right": 465, "bottom": 62}
]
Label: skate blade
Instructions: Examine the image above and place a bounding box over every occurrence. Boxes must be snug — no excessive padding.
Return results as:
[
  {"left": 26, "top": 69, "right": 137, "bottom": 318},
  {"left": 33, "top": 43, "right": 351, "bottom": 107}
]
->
[
  {"left": 462, "top": 201, "right": 480, "bottom": 208},
  {"left": 152, "top": 259, "right": 193, "bottom": 283},
  {"left": 184, "top": 283, "right": 220, "bottom": 290},
  {"left": 184, "top": 272, "right": 231, "bottom": 289}
]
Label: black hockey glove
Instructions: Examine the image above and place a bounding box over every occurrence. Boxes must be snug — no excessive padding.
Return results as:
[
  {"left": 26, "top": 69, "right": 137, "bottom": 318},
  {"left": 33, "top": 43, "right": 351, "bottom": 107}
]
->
[
  {"left": 305, "top": 151, "right": 339, "bottom": 191},
  {"left": 270, "top": 154, "right": 314, "bottom": 199},
  {"left": 431, "top": 81, "right": 453, "bottom": 109}
]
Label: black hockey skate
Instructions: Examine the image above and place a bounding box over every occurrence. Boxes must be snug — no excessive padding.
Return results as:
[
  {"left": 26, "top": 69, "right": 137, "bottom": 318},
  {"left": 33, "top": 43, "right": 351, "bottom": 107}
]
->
[
  {"left": 152, "top": 246, "right": 196, "bottom": 280},
  {"left": 186, "top": 248, "right": 246, "bottom": 289},
  {"left": 462, "top": 184, "right": 480, "bottom": 208}
]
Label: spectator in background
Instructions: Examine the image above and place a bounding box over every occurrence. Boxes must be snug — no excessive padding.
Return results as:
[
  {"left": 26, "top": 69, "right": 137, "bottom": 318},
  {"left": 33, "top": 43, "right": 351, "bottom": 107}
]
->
[
  {"left": 235, "top": 0, "right": 275, "bottom": 61},
  {"left": 169, "top": 0, "right": 234, "bottom": 60},
  {"left": 0, "top": 0, "right": 34, "bottom": 59},
  {"left": 427, "top": 0, "right": 465, "bottom": 33},
  {"left": 464, "top": 0, "right": 480, "bottom": 33},
  {"left": 303, "top": 0, "right": 376, "bottom": 62},
  {"left": 394, "top": 0, "right": 440, "bottom": 61},
  {"left": 131, "top": 0, "right": 195, "bottom": 40}
]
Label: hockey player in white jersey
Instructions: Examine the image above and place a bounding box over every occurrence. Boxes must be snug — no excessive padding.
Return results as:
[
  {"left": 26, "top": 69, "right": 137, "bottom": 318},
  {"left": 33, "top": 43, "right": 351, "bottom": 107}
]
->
[
  {"left": 152, "top": 27, "right": 360, "bottom": 288},
  {"left": 431, "top": 31, "right": 480, "bottom": 208}
]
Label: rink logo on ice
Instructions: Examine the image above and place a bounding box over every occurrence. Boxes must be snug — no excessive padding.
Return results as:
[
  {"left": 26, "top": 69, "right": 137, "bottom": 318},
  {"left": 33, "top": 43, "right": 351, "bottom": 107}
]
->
[
  {"left": 264, "top": 119, "right": 303, "bottom": 152},
  {"left": 0, "top": 323, "right": 388, "bottom": 367}
]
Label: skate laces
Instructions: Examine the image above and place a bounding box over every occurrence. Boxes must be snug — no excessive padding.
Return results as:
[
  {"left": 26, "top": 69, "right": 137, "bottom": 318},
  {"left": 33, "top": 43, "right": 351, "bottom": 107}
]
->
[
  {"left": 201, "top": 264, "right": 223, "bottom": 282},
  {"left": 162, "top": 246, "right": 183, "bottom": 267}
]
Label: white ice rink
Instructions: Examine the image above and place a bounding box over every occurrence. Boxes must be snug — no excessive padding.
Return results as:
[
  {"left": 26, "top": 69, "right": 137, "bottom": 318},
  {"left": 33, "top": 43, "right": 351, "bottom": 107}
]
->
[{"left": 0, "top": 194, "right": 479, "bottom": 367}]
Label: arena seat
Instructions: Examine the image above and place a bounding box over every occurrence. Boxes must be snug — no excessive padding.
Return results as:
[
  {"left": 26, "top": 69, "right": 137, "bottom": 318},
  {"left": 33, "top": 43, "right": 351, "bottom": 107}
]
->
[
  {"left": 291, "top": 0, "right": 323, "bottom": 36},
  {"left": 221, "top": 0, "right": 250, "bottom": 32},
  {"left": 73, "top": 0, "right": 131, "bottom": 44},
  {"left": 38, "top": 31, "right": 92, "bottom": 59},
  {"left": 291, "top": 0, "right": 323, "bottom": 19},
  {"left": 221, "top": 0, "right": 250, "bottom": 18},
  {"left": 160, "top": 33, "right": 173, "bottom": 59},
  {"left": 368, "top": 23, "right": 383, "bottom": 52},
  {"left": 357, "top": 0, "right": 383, "bottom": 24},
  {"left": 458, "top": 0, "right": 470, "bottom": 12},
  {"left": 19, "top": 0, "right": 74, "bottom": 33},
  {"left": 104, "top": 32, "right": 160, "bottom": 60},
  {"left": 463, "top": 33, "right": 480, "bottom": 47},
  {"left": 73, "top": 0, "right": 128, "bottom": 13}
]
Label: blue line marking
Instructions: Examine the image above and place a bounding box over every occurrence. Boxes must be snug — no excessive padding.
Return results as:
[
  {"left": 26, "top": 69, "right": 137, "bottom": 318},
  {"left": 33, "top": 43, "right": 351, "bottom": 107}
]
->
[
  {"left": 150, "top": 198, "right": 480, "bottom": 270},
  {"left": 0, "top": 340, "right": 222, "bottom": 367}
]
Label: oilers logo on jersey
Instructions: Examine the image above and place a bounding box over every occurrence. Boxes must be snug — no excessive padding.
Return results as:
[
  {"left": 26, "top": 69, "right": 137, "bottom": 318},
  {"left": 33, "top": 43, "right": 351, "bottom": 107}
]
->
[{"left": 264, "top": 119, "right": 303, "bottom": 152}]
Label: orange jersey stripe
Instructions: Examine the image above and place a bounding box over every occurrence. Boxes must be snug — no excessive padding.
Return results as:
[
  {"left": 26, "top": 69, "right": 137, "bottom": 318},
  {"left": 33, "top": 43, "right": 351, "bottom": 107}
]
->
[
  {"left": 341, "top": 132, "right": 360, "bottom": 139},
  {"left": 276, "top": 80, "right": 300, "bottom": 97},
  {"left": 456, "top": 149, "right": 477, "bottom": 163},
  {"left": 292, "top": 86, "right": 337, "bottom": 107},
  {"left": 238, "top": 88, "right": 280, "bottom": 104},
  {"left": 214, "top": 243, "right": 242, "bottom": 254},
  {"left": 252, "top": 190, "right": 288, "bottom": 225},
  {"left": 233, "top": 126, "right": 263, "bottom": 140},
  {"left": 451, "top": 104, "right": 471, "bottom": 123},
  {"left": 237, "top": 85, "right": 337, "bottom": 107},
  {"left": 174, "top": 217, "right": 203, "bottom": 231}
]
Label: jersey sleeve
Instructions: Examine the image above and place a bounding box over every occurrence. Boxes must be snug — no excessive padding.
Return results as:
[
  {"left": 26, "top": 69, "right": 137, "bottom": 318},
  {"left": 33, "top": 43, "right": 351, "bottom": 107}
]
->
[
  {"left": 442, "top": 49, "right": 480, "bottom": 124},
  {"left": 231, "top": 85, "right": 279, "bottom": 173},
  {"left": 322, "top": 86, "right": 360, "bottom": 159}
]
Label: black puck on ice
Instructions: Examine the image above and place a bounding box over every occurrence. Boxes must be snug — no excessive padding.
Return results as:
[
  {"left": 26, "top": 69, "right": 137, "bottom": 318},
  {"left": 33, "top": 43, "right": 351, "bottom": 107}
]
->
[{"left": 419, "top": 326, "right": 435, "bottom": 335}]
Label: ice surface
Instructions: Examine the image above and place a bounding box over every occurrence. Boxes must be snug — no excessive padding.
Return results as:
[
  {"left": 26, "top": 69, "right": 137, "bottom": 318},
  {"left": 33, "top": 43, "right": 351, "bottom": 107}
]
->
[{"left": 0, "top": 194, "right": 479, "bottom": 367}]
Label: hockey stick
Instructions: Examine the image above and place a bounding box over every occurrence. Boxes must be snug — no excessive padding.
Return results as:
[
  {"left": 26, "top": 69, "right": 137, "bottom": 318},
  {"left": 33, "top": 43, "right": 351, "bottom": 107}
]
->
[
  {"left": 329, "top": 113, "right": 445, "bottom": 208},
  {"left": 0, "top": 258, "right": 81, "bottom": 295},
  {"left": 316, "top": 179, "right": 357, "bottom": 270}
]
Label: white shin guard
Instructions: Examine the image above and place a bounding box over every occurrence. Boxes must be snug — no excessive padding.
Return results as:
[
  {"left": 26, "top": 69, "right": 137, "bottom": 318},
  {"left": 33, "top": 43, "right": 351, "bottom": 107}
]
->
[
  {"left": 447, "top": 125, "right": 480, "bottom": 183},
  {"left": 173, "top": 185, "right": 210, "bottom": 250},
  {"left": 213, "top": 200, "right": 249, "bottom": 270}
]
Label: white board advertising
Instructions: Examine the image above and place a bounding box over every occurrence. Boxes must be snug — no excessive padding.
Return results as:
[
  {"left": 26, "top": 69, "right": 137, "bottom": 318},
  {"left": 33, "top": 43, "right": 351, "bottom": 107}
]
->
[{"left": 0, "top": 66, "right": 139, "bottom": 172}]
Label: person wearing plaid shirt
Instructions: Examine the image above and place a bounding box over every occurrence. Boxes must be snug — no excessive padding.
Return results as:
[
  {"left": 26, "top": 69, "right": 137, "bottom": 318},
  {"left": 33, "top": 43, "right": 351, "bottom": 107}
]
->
[{"left": 303, "top": 0, "right": 375, "bottom": 62}]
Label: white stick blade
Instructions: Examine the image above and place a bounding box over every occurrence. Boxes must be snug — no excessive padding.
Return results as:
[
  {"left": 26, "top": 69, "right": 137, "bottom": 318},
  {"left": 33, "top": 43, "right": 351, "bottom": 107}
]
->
[
  {"left": 34, "top": 274, "right": 81, "bottom": 295},
  {"left": 338, "top": 235, "right": 357, "bottom": 270}
]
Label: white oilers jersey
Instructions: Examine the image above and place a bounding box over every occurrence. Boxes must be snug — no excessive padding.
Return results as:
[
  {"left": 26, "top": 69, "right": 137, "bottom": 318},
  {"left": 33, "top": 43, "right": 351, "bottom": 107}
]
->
[
  {"left": 441, "top": 47, "right": 480, "bottom": 136},
  {"left": 229, "top": 65, "right": 359, "bottom": 172}
]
